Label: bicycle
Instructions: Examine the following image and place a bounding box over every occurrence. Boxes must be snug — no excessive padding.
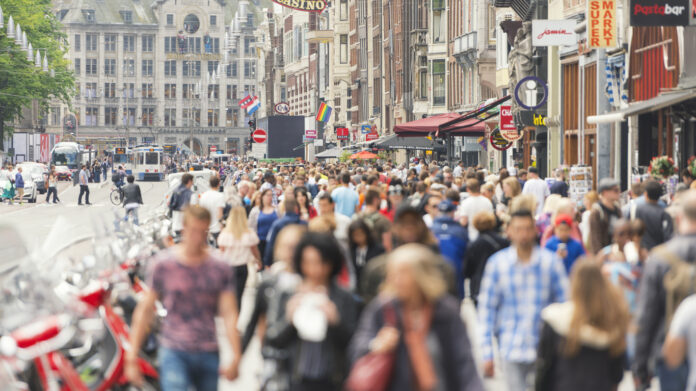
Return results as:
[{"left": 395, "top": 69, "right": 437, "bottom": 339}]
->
[{"left": 110, "top": 186, "right": 124, "bottom": 205}]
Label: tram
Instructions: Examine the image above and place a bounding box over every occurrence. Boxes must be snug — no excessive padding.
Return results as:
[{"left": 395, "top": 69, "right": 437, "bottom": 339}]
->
[
  {"left": 111, "top": 147, "right": 133, "bottom": 175},
  {"left": 131, "top": 145, "right": 165, "bottom": 181}
]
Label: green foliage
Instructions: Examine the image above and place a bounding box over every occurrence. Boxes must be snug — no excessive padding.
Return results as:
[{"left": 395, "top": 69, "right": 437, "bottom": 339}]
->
[
  {"left": 339, "top": 151, "right": 352, "bottom": 163},
  {"left": 0, "top": 0, "right": 75, "bottom": 147}
]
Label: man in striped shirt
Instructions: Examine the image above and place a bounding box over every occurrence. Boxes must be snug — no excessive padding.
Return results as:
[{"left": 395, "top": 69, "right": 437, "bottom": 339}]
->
[{"left": 478, "top": 209, "right": 568, "bottom": 391}]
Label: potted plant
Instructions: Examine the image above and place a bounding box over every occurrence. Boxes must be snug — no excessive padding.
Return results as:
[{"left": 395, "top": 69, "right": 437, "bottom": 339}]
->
[{"left": 648, "top": 156, "right": 677, "bottom": 179}]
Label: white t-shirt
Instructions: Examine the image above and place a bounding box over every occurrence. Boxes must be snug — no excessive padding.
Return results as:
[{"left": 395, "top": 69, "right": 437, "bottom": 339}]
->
[
  {"left": 217, "top": 231, "right": 260, "bottom": 266},
  {"left": 199, "top": 189, "right": 227, "bottom": 233},
  {"left": 458, "top": 195, "right": 494, "bottom": 241},
  {"left": 522, "top": 177, "right": 550, "bottom": 216}
]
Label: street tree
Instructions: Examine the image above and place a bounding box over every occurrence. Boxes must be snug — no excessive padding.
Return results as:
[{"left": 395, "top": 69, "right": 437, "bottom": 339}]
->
[{"left": 0, "top": 0, "right": 75, "bottom": 150}]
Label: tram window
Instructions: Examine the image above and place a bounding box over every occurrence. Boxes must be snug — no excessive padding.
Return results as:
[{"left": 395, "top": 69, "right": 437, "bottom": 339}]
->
[{"left": 146, "top": 152, "right": 159, "bottom": 165}]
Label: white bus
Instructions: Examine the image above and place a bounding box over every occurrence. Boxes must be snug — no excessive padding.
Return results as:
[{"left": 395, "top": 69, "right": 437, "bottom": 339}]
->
[
  {"left": 50, "top": 142, "right": 95, "bottom": 170},
  {"left": 132, "top": 145, "right": 165, "bottom": 181}
]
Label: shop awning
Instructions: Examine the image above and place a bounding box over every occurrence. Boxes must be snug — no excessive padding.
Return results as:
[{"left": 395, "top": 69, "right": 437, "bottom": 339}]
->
[
  {"left": 371, "top": 134, "right": 446, "bottom": 151},
  {"left": 315, "top": 147, "right": 342, "bottom": 159},
  {"left": 393, "top": 113, "right": 487, "bottom": 137},
  {"left": 587, "top": 88, "right": 696, "bottom": 124}
]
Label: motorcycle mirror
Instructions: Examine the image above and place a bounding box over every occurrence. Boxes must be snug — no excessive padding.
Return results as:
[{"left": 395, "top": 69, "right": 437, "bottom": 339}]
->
[{"left": 0, "top": 336, "right": 17, "bottom": 357}]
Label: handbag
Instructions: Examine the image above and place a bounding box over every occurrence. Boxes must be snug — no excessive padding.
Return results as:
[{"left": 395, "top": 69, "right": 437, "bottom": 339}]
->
[{"left": 344, "top": 302, "right": 398, "bottom": 391}]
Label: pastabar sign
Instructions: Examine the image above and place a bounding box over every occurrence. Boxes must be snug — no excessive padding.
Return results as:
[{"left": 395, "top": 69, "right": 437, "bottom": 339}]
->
[
  {"left": 271, "top": 0, "right": 327, "bottom": 12},
  {"left": 532, "top": 20, "right": 577, "bottom": 46},
  {"left": 630, "top": 0, "right": 688, "bottom": 25},
  {"left": 588, "top": 0, "right": 618, "bottom": 48}
]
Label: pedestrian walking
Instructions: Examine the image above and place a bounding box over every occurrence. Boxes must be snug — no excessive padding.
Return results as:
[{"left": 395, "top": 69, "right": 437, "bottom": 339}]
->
[
  {"left": 14, "top": 167, "right": 25, "bottom": 205},
  {"left": 521, "top": 166, "right": 549, "bottom": 217},
  {"left": 633, "top": 190, "right": 696, "bottom": 391},
  {"left": 125, "top": 206, "right": 242, "bottom": 390},
  {"left": 260, "top": 171, "right": 279, "bottom": 206},
  {"left": 431, "top": 199, "right": 468, "bottom": 298},
  {"left": 348, "top": 244, "right": 484, "bottom": 391},
  {"left": 92, "top": 161, "right": 101, "bottom": 184},
  {"left": 102, "top": 158, "right": 109, "bottom": 182},
  {"left": 458, "top": 178, "right": 494, "bottom": 241},
  {"left": 121, "top": 175, "right": 143, "bottom": 224},
  {"left": 544, "top": 214, "right": 586, "bottom": 274},
  {"left": 549, "top": 168, "right": 569, "bottom": 197},
  {"left": 536, "top": 259, "right": 629, "bottom": 391},
  {"left": 77, "top": 165, "right": 91, "bottom": 205},
  {"left": 331, "top": 172, "right": 360, "bottom": 218},
  {"left": 199, "top": 176, "right": 227, "bottom": 245},
  {"left": 169, "top": 174, "right": 194, "bottom": 236},
  {"left": 45, "top": 167, "right": 59, "bottom": 204},
  {"left": 266, "top": 232, "right": 359, "bottom": 390},
  {"left": 662, "top": 293, "right": 696, "bottom": 391},
  {"left": 263, "top": 196, "right": 307, "bottom": 267},
  {"left": 294, "top": 186, "right": 317, "bottom": 221},
  {"left": 478, "top": 209, "right": 568, "bottom": 391},
  {"left": 633, "top": 179, "right": 674, "bottom": 250},
  {"left": 588, "top": 178, "right": 622, "bottom": 254},
  {"left": 218, "top": 206, "right": 262, "bottom": 309},
  {"left": 357, "top": 189, "right": 392, "bottom": 251},
  {"left": 347, "top": 219, "right": 384, "bottom": 290},
  {"left": 248, "top": 189, "right": 278, "bottom": 257},
  {"left": 2, "top": 165, "right": 15, "bottom": 204}
]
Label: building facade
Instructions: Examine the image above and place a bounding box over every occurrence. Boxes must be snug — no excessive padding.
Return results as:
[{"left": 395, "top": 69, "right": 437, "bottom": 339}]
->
[{"left": 52, "top": 0, "right": 262, "bottom": 155}]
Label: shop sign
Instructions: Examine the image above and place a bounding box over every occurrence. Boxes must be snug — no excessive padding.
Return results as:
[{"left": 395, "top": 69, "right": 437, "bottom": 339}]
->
[
  {"left": 272, "top": 0, "right": 328, "bottom": 12},
  {"left": 305, "top": 129, "right": 317, "bottom": 139},
  {"left": 490, "top": 128, "right": 513, "bottom": 151},
  {"left": 336, "top": 127, "right": 349, "bottom": 140},
  {"left": 514, "top": 76, "right": 549, "bottom": 110},
  {"left": 630, "top": 0, "right": 689, "bottom": 25},
  {"left": 361, "top": 125, "right": 371, "bottom": 134},
  {"left": 499, "top": 105, "right": 522, "bottom": 141},
  {"left": 532, "top": 20, "right": 577, "bottom": 46},
  {"left": 588, "top": 0, "right": 618, "bottom": 47},
  {"left": 274, "top": 102, "right": 290, "bottom": 115},
  {"left": 366, "top": 132, "right": 379, "bottom": 141}
]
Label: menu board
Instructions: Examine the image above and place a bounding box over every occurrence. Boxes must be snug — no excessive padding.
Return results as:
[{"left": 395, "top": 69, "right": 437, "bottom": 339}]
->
[{"left": 569, "top": 165, "right": 593, "bottom": 205}]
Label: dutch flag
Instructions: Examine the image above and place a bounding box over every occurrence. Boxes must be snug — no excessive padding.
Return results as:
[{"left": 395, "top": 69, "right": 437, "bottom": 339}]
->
[{"left": 247, "top": 96, "right": 261, "bottom": 115}]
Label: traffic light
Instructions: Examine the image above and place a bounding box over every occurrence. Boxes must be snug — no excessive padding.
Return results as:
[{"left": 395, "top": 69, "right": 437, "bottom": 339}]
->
[{"left": 248, "top": 119, "right": 256, "bottom": 130}]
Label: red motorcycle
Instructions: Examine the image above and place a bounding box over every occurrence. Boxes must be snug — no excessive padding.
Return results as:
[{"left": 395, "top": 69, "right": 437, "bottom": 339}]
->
[{"left": 2, "top": 280, "right": 159, "bottom": 391}]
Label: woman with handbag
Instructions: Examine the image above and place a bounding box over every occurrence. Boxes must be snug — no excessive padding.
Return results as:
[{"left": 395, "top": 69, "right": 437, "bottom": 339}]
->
[
  {"left": 347, "top": 244, "right": 484, "bottom": 391},
  {"left": 535, "top": 259, "right": 629, "bottom": 391}
]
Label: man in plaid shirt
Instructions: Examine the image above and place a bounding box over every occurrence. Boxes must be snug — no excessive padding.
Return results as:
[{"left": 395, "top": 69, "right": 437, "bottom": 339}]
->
[{"left": 478, "top": 209, "right": 569, "bottom": 391}]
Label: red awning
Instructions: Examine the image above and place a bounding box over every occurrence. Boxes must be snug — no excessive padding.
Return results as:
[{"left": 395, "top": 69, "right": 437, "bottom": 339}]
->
[{"left": 393, "top": 112, "right": 486, "bottom": 137}]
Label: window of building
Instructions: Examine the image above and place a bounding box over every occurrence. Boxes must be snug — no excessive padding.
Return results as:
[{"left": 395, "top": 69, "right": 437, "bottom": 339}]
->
[
  {"left": 184, "top": 14, "right": 200, "bottom": 34},
  {"left": 104, "top": 83, "right": 116, "bottom": 98},
  {"left": 142, "top": 107, "right": 155, "bottom": 126},
  {"left": 74, "top": 58, "right": 81, "bottom": 75},
  {"left": 166, "top": 14, "right": 174, "bottom": 25},
  {"left": 226, "top": 109, "right": 234, "bottom": 126},
  {"left": 244, "top": 37, "right": 254, "bottom": 55},
  {"left": 120, "top": 11, "right": 132, "bottom": 24},
  {"left": 82, "top": 10, "right": 95, "bottom": 23},
  {"left": 50, "top": 107, "right": 60, "bottom": 126},
  {"left": 432, "top": 3, "right": 445, "bottom": 43},
  {"left": 247, "top": 14, "right": 254, "bottom": 27},
  {"left": 164, "top": 109, "right": 176, "bottom": 126},
  {"left": 142, "top": 60, "right": 153, "bottom": 76},
  {"left": 104, "top": 58, "right": 116, "bottom": 76},
  {"left": 226, "top": 85, "right": 232, "bottom": 100},
  {"left": 122, "top": 83, "right": 135, "bottom": 98},
  {"left": 85, "top": 107, "right": 98, "bottom": 126},
  {"left": 340, "top": 34, "right": 348, "bottom": 64},
  {"left": 208, "top": 109, "right": 219, "bottom": 126},
  {"left": 165, "top": 60, "right": 176, "bottom": 76},
  {"left": 432, "top": 60, "right": 445, "bottom": 105},
  {"left": 105, "top": 107, "right": 118, "bottom": 125},
  {"left": 210, "top": 15, "right": 217, "bottom": 26},
  {"left": 182, "top": 109, "right": 200, "bottom": 126},
  {"left": 124, "top": 35, "right": 135, "bottom": 52},
  {"left": 103, "top": 34, "right": 116, "bottom": 51},
  {"left": 85, "top": 34, "right": 97, "bottom": 51},
  {"left": 142, "top": 35, "right": 154, "bottom": 52},
  {"left": 184, "top": 37, "right": 201, "bottom": 53},
  {"left": 231, "top": 62, "right": 238, "bottom": 77},
  {"left": 183, "top": 61, "right": 201, "bottom": 77},
  {"left": 123, "top": 59, "right": 135, "bottom": 76},
  {"left": 183, "top": 84, "right": 199, "bottom": 99},
  {"left": 340, "top": 0, "right": 348, "bottom": 20},
  {"left": 123, "top": 108, "right": 136, "bottom": 126},
  {"left": 244, "top": 61, "right": 251, "bottom": 78},
  {"left": 141, "top": 83, "right": 153, "bottom": 98},
  {"left": 74, "top": 34, "right": 81, "bottom": 51},
  {"left": 165, "top": 83, "right": 177, "bottom": 99},
  {"left": 208, "top": 61, "right": 219, "bottom": 74},
  {"left": 85, "top": 58, "right": 97, "bottom": 75},
  {"left": 164, "top": 37, "right": 176, "bottom": 53},
  {"left": 232, "top": 85, "right": 238, "bottom": 100},
  {"left": 208, "top": 84, "right": 219, "bottom": 99}
]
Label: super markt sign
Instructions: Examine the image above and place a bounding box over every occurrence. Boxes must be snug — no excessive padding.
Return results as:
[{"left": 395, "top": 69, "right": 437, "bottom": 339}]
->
[{"left": 272, "top": 0, "right": 328, "bottom": 12}]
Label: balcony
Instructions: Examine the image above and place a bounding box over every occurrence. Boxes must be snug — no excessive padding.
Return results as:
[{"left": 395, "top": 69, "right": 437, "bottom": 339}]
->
[
  {"left": 307, "top": 30, "right": 335, "bottom": 44},
  {"left": 453, "top": 31, "right": 477, "bottom": 68}
]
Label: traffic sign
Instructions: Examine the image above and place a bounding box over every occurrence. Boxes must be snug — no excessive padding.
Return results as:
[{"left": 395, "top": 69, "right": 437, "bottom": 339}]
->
[
  {"left": 209, "top": 145, "right": 217, "bottom": 152},
  {"left": 252, "top": 129, "right": 267, "bottom": 143}
]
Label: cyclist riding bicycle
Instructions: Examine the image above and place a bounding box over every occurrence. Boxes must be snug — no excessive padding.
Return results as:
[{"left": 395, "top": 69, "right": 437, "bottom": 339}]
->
[{"left": 112, "top": 165, "right": 126, "bottom": 189}]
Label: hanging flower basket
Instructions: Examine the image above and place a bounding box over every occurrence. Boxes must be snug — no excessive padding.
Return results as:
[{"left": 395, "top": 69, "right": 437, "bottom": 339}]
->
[
  {"left": 688, "top": 156, "right": 696, "bottom": 178},
  {"left": 648, "top": 156, "right": 677, "bottom": 179}
]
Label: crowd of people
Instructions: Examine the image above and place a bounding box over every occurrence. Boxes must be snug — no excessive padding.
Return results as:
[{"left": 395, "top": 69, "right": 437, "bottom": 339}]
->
[{"left": 127, "top": 157, "right": 696, "bottom": 391}]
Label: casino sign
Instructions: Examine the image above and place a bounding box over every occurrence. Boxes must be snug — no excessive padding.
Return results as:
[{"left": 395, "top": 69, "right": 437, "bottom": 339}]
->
[{"left": 272, "top": 0, "right": 328, "bottom": 12}]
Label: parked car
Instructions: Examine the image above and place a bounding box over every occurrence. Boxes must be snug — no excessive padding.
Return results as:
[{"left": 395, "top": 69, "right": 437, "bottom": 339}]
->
[
  {"left": 17, "top": 162, "right": 48, "bottom": 194},
  {"left": 54, "top": 166, "right": 72, "bottom": 181},
  {"left": 0, "top": 169, "right": 37, "bottom": 203}
]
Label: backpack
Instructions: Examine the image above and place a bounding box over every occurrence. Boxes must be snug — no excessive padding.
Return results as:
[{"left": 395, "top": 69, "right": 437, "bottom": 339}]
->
[
  {"left": 112, "top": 171, "right": 121, "bottom": 184},
  {"left": 169, "top": 188, "right": 181, "bottom": 213},
  {"left": 655, "top": 245, "right": 696, "bottom": 328}
]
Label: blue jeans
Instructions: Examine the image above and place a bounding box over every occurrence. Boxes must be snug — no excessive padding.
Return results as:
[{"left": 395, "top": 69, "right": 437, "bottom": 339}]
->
[
  {"left": 656, "top": 358, "right": 688, "bottom": 391},
  {"left": 159, "top": 347, "right": 220, "bottom": 391}
]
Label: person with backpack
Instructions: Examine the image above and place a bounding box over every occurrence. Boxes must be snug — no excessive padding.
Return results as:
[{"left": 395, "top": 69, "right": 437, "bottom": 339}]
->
[
  {"left": 633, "top": 190, "right": 696, "bottom": 391},
  {"left": 633, "top": 179, "right": 674, "bottom": 250},
  {"left": 588, "top": 178, "right": 623, "bottom": 255},
  {"left": 356, "top": 189, "right": 392, "bottom": 252}
]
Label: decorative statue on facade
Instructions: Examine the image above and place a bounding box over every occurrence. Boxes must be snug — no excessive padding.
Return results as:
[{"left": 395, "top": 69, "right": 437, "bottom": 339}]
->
[
  {"left": 204, "top": 32, "right": 212, "bottom": 53},
  {"left": 177, "top": 31, "right": 186, "bottom": 53},
  {"left": 508, "top": 21, "right": 534, "bottom": 99}
]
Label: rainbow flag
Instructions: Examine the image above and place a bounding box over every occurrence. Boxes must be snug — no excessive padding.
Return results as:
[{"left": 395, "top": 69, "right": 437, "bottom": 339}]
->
[
  {"left": 478, "top": 136, "right": 487, "bottom": 151},
  {"left": 316, "top": 102, "right": 332, "bottom": 122}
]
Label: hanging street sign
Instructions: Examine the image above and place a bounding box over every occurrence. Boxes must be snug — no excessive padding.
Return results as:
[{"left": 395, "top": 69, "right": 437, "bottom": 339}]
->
[
  {"left": 490, "top": 128, "right": 514, "bottom": 151},
  {"left": 514, "top": 76, "right": 549, "bottom": 110},
  {"left": 588, "top": 0, "right": 618, "bottom": 47}
]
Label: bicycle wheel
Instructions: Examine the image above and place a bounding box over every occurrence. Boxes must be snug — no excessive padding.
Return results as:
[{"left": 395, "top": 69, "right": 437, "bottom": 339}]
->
[{"left": 110, "top": 189, "right": 123, "bottom": 205}]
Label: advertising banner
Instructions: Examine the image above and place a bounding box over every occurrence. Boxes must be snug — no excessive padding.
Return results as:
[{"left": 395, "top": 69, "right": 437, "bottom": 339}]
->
[
  {"left": 532, "top": 20, "right": 577, "bottom": 46},
  {"left": 588, "top": 0, "right": 618, "bottom": 47},
  {"left": 630, "top": 0, "right": 689, "bottom": 25},
  {"left": 40, "top": 134, "right": 49, "bottom": 162}
]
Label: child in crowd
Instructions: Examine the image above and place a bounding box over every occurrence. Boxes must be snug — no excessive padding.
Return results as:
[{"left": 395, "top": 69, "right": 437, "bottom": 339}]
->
[{"left": 544, "top": 214, "right": 586, "bottom": 274}]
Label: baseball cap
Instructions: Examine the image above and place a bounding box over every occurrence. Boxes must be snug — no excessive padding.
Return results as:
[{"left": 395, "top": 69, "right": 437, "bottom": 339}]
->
[
  {"left": 598, "top": 177, "right": 620, "bottom": 193},
  {"left": 554, "top": 214, "right": 574, "bottom": 227},
  {"left": 437, "top": 200, "right": 457, "bottom": 213}
]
